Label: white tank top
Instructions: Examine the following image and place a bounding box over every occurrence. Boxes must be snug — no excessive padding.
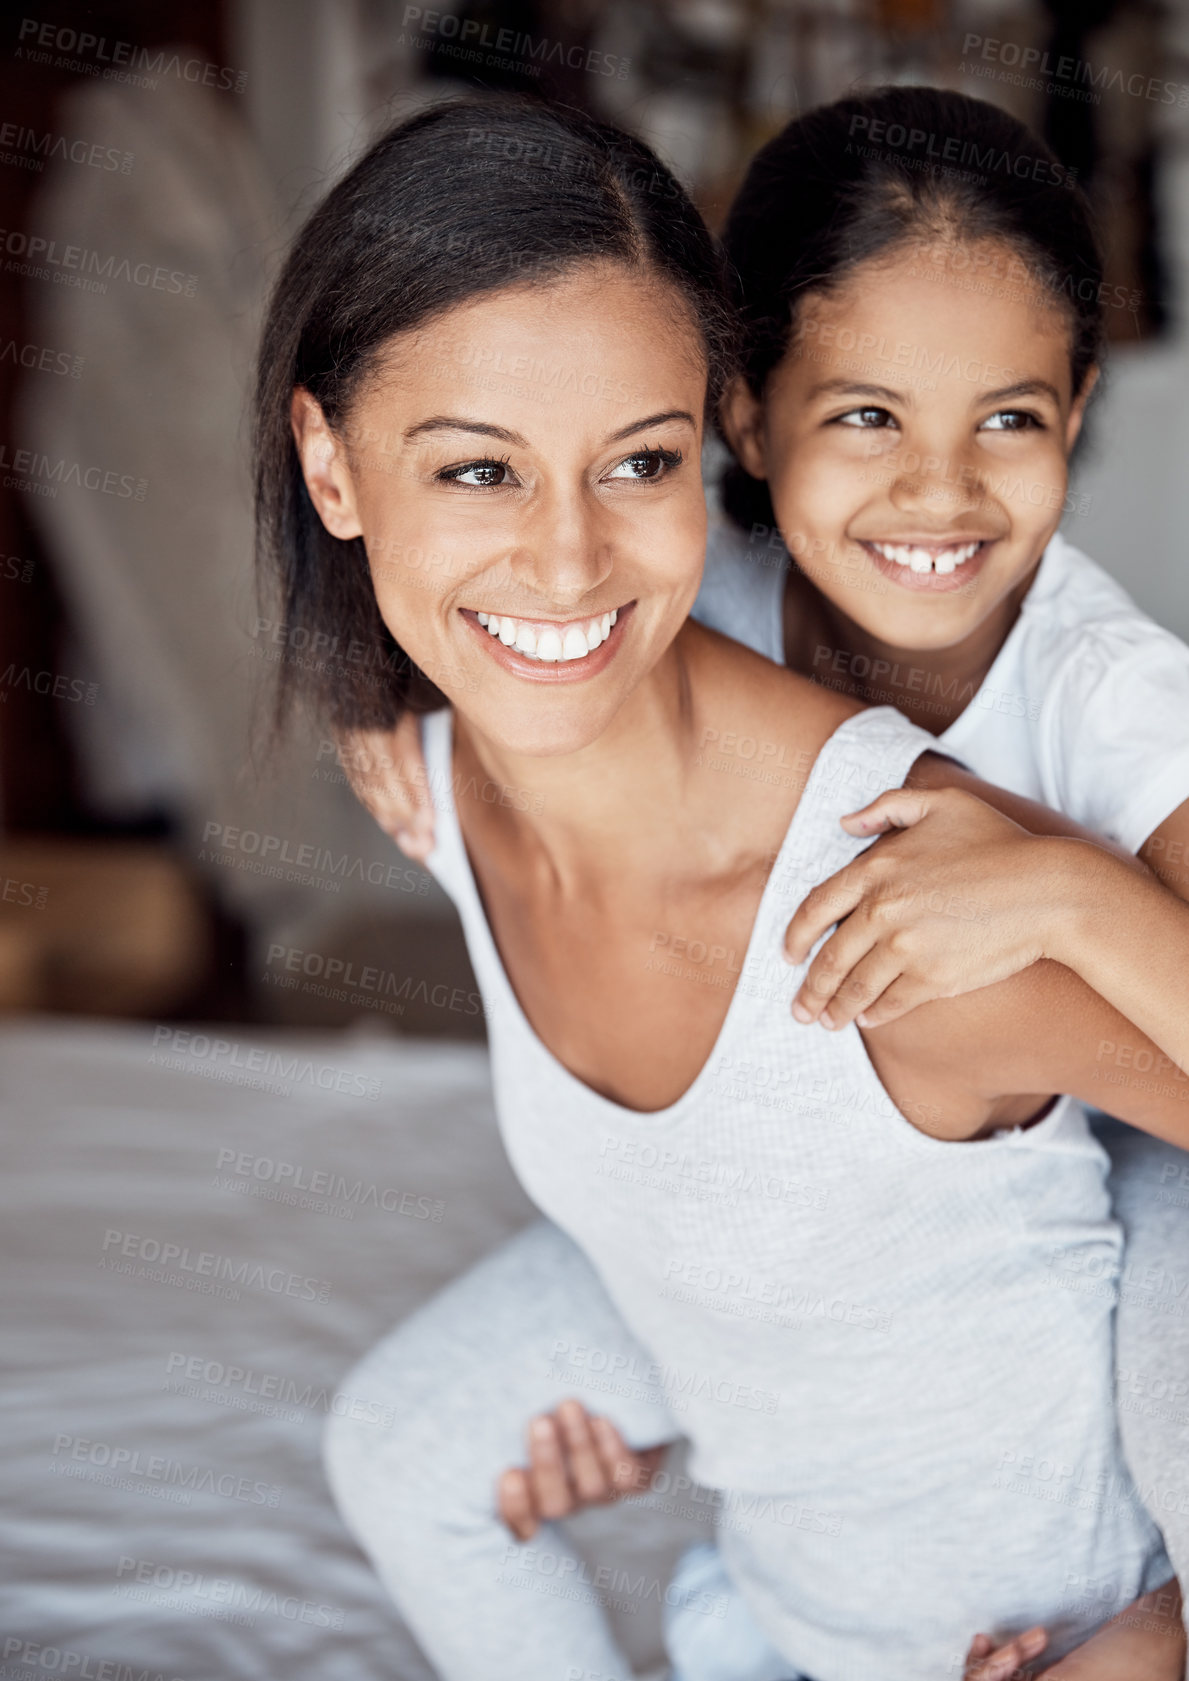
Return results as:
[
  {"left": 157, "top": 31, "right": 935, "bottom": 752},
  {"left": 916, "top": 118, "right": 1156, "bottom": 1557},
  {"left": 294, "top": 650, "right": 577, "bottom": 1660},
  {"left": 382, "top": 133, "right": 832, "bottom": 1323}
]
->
[{"left": 421, "top": 703, "right": 1169, "bottom": 1676}]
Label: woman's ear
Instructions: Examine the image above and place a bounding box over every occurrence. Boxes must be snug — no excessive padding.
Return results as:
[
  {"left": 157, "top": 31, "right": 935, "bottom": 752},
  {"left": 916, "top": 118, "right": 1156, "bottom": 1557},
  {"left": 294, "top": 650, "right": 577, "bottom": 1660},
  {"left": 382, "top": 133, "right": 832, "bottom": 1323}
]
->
[
  {"left": 290, "top": 388, "right": 363, "bottom": 540},
  {"left": 1065, "top": 364, "right": 1100, "bottom": 454},
  {"left": 718, "top": 373, "right": 768, "bottom": 479}
]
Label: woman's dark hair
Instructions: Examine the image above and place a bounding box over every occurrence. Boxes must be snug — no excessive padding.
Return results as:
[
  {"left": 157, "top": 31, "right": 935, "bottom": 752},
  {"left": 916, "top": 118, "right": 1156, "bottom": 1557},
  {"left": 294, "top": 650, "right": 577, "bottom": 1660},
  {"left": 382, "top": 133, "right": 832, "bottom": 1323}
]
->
[
  {"left": 255, "top": 94, "right": 735, "bottom": 735},
  {"left": 720, "top": 85, "right": 1105, "bottom": 533}
]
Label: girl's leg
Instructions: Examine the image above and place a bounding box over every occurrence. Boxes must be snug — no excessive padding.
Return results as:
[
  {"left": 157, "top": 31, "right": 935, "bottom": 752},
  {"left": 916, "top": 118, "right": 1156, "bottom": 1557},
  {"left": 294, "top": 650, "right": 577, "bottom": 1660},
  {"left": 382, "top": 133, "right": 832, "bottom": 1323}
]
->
[
  {"left": 1093, "top": 1114, "right": 1189, "bottom": 1662},
  {"left": 324, "top": 1217, "right": 681, "bottom": 1681}
]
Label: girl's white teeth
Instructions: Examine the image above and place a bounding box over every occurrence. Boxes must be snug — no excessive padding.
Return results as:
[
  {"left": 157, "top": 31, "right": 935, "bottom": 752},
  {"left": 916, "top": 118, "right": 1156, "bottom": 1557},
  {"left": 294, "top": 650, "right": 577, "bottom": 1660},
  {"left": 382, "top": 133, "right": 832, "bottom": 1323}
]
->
[
  {"left": 872, "top": 541, "right": 980, "bottom": 574},
  {"left": 474, "top": 610, "right": 617, "bottom": 662}
]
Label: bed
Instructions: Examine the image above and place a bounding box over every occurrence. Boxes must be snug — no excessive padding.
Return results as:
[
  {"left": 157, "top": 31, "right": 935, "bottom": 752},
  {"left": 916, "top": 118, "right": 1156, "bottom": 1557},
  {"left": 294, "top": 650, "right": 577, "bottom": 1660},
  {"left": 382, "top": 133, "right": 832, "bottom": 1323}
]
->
[{"left": 0, "top": 1018, "right": 695, "bottom": 1677}]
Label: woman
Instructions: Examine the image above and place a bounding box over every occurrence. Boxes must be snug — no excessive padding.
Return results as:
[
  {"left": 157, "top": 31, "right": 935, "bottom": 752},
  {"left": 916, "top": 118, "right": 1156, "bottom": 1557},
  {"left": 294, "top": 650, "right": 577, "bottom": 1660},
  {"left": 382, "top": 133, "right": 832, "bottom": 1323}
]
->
[{"left": 257, "top": 96, "right": 1184, "bottom": 1678}]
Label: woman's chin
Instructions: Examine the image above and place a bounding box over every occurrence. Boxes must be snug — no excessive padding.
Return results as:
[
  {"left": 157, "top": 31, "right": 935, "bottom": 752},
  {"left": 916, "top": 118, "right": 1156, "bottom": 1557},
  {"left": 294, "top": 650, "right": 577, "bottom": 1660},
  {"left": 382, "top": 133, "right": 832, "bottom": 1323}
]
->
[{"left": 459, "top": 708, "right": 615, "bottom": 761}]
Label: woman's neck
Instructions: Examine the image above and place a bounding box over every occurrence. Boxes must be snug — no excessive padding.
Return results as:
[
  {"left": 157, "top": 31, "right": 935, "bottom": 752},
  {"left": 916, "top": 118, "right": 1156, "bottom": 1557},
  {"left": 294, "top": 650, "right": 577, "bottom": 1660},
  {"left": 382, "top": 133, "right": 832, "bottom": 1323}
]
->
[
  {"left": 451, "top": 625, "right": 714, "bottom": 897},
  {"left": 782, "top": 562, "right": 1040, "bottom": 737}
]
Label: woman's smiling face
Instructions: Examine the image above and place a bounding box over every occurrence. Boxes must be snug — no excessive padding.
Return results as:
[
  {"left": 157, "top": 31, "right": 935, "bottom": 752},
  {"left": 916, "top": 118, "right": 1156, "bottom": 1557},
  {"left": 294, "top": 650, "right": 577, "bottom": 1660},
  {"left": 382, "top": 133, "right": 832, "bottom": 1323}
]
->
[
  {"left": 292, "top": 264, "right": 709, "bottom": 757},
  {"left": 724, "top": 239, "right": 1096, "bottom": 653}
]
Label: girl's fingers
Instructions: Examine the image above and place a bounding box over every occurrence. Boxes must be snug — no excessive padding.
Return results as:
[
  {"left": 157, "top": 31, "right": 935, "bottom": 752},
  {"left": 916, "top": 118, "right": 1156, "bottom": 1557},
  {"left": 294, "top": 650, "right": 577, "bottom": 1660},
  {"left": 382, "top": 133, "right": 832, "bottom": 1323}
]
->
[
  {"left": 964, "top": 1625, "right": 1048, "bottom": 1680},
  {"left": 524, "top": 1414, "right": 576, "bottom": 1519},
  {"left": 853, "top": 976, "right": 932, "bottom": 1030},
  {"left": 784, "top": 864, "right": 869, "bottom": 968},
  {"left": 589, "top": 1415, "right": 665, "bottom": 1496},
  {"left": 497, "top": 1467, "right": 539, "bottom": 1540},
  {"left": 791, "top": 920, "right": 879, "bottom": 1024},
  {"left": 555, "top": 1400, "right": 615, "bottom": 1504},
  {"left": 336, "top": 718, "right": 436, "bottom": 857},
  {"left": 840, "top": 788, "right": 934, "bottom": 836},
  {"left": 809, "top": 949, "right": 903, "bottom": 1033}
]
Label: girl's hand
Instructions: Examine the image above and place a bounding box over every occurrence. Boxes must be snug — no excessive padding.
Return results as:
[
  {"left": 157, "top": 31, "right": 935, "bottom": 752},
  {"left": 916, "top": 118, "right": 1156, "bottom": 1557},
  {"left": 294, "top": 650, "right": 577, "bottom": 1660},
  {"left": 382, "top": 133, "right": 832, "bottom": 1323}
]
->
[
  {"left": 496, "top": 1398, "right": 670, "bottom": 1541},
  {"left": 783, "top": 786, "right": 1078, "bottom": 1031},
  {"left": 964, "top": 1625, "right": 1048, "bottom": 1680},
  {"left": 334, "top": 716, "right": 435, "bottom": 861}
]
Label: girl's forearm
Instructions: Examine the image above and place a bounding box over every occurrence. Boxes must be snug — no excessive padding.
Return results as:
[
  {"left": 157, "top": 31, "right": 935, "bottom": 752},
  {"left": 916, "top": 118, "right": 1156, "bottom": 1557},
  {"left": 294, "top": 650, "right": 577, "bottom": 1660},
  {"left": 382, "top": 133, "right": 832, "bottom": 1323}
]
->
[
  {"left": 1046, "top": 840, "right": 1189, "bottom": 1085},
  {"left": 1042, "top": 1578, "right": 1184, "bottom": 1678}
]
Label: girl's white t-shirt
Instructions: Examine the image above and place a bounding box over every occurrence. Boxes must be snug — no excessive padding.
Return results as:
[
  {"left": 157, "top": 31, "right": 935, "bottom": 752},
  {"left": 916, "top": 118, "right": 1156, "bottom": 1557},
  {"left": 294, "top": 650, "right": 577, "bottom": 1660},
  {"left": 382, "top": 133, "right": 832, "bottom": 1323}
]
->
[{"left": 692, "top": 522, "right": 1189, "bottom": 853}]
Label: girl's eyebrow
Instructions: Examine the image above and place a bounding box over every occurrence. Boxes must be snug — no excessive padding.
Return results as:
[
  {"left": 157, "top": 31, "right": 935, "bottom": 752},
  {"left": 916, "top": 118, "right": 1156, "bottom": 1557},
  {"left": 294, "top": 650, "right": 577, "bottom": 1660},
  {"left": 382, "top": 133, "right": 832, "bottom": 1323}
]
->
[
  {"left": 807, "top": 379, "right": 904, "bottom": 405},
  {"left": 978, "top": 379, "right": 1061, "bottom": 407}
]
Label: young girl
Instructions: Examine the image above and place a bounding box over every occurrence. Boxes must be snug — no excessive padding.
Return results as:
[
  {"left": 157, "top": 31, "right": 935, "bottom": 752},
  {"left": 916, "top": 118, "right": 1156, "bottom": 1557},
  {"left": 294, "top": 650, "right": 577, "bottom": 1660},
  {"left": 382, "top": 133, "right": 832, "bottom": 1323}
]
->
[
  {"left": 337, "top": 87, "right": 1189, "bottom": 1674},
  {"left": 264, "top": 96, "right": 1189, "bottom": 1679}
]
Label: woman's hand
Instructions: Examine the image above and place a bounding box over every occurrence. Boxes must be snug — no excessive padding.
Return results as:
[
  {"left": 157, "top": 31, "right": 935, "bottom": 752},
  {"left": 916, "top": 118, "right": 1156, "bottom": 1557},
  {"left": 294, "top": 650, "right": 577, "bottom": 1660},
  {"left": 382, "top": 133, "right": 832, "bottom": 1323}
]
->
[
  {"left": 335, "top": 716, "right": 435, "bottom": 861},
  {"left": 964, "top": 1625, "right": 1048, "bottom": 1679},
  {"left": 783, "top": 785, "right": 1087, "bottom": 1032},
  {"left": 496, "top": 1398, "right": 670, "bottom": 1541}
]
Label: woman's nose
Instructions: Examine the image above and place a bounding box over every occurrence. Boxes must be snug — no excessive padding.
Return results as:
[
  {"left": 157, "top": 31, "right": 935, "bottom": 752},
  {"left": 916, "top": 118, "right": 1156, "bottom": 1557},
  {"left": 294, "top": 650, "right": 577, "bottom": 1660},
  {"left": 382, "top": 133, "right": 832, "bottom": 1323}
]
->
[{"left": 509, "top": 486, "right": 615, "bottom": 605}]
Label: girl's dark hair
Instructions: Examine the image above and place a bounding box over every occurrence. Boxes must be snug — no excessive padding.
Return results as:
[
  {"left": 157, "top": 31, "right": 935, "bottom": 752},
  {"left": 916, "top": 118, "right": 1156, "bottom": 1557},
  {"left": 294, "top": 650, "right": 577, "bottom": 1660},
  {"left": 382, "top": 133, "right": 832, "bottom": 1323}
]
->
[
  {"left": 720, "top": 85, "right": 1105, "bottom": 533},
  {"left": 255, "top": 94, "right": 735, "bottom": 735}
]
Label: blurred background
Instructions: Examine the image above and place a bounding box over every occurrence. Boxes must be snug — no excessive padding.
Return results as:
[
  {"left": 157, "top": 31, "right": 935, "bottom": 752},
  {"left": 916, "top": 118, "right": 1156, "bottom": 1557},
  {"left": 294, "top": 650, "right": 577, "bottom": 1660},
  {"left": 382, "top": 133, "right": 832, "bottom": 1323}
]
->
[
  {"left": 5, "top": 3, "right": 1189, "bottom": 1676},
  {"left": 4, "top": 0, "right": 1189, "bottom": 1036}
]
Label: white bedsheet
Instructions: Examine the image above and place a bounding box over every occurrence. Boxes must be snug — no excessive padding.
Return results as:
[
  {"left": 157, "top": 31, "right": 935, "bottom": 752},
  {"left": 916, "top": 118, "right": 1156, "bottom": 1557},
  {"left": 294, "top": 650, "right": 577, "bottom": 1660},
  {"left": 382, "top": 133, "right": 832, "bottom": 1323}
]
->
[{"left": 0, "top": 1019, "right": 691, "bottom": 1678}]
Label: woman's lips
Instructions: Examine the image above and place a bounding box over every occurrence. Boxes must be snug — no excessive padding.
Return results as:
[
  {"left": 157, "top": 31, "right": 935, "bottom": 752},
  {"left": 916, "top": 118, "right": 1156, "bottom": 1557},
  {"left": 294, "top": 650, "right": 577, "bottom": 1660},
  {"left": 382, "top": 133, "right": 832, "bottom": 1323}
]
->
[
  {"left": 460, "top": 602, "right": 634, "bottom": 682},
  {"left": 860, "top": 539, "right": 993, "bottom": 595}
]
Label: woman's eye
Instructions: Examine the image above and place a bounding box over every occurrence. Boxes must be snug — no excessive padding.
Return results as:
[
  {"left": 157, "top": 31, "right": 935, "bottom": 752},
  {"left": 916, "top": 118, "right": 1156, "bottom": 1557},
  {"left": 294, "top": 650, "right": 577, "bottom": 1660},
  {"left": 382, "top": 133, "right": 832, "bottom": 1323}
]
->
[
  {"left": 605, "top": 447, "right": 682, "bottom": 482},
  {"left": 835, "top": 407, "right": 896, "bottom": 429},
  {"left": 980, "top": 410, "right": 1040, "bottom": 432},
  {"left": 439, "top": 458, "right": 514, "bottom": 488}
]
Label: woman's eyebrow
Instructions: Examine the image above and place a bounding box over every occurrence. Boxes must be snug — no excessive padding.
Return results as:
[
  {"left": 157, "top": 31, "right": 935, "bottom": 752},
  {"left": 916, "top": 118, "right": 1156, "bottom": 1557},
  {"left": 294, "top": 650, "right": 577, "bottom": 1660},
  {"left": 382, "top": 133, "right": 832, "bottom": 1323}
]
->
[
  {"left": 604, "top": 409, "right": 697, "bottom": 443},
  {"left": 404, "top": 416, "right": 529, "bottom": 446}
]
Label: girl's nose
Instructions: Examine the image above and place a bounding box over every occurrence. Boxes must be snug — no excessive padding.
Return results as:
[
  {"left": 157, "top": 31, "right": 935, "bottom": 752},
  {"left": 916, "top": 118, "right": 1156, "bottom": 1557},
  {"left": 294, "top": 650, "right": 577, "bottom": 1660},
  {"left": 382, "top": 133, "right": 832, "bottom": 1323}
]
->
[{"left": 886, "top": 444, "right": 983, "bottom": 518}]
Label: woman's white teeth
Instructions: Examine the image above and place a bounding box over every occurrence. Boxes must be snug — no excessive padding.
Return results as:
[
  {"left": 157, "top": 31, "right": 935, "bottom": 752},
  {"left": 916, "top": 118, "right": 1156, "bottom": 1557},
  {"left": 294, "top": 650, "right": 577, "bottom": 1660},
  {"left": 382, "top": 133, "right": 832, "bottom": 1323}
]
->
[
  {"left": 872, "top": 541, "right": 980, "bottom": 574},
  {"left": 475, "top": 611, "right": 617, "bottom": 662}
]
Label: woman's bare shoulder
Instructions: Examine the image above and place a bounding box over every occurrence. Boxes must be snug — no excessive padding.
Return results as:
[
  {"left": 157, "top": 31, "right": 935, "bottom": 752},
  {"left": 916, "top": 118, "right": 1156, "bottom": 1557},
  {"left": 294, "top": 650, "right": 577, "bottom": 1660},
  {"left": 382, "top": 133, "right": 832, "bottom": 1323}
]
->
[{"left": 687, "top": 619, "right": 860, "bottom": 757}]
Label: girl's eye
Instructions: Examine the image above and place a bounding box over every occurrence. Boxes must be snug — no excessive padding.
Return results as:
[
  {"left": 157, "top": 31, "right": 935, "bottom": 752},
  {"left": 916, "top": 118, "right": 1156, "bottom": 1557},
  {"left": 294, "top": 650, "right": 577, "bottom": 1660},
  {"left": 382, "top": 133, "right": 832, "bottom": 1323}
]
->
[
  {"left": 438, "top": 457, "right": 515, "bottom": 488},
  {"left": 980, "top": 410, "right": 1041, "bottom": 432},
  {"left": 605, "top": 447, "right": 683, "bottom": 482},
  {"left": 835, "top": 407, "right": 897, "bottom": 429}
]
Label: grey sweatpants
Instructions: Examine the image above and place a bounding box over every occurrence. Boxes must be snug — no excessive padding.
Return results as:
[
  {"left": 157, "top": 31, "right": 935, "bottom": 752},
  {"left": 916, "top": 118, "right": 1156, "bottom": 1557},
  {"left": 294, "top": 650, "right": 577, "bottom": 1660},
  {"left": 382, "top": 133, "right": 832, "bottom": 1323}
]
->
[{"left": 324, "top": 1122, "right": 1189, "bottom": 1680}]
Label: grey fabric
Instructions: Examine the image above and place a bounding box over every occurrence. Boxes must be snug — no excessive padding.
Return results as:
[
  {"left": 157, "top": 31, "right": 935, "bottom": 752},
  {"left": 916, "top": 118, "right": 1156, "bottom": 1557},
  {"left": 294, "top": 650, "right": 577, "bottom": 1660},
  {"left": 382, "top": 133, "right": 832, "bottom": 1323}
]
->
[
  {"left": 324, "top": 1219, "right": 682, "bottom": 1681},
  {"left": 329, "top": 704, "right": 1174, "bottom": 1680},
  {"left": 1095, "top": 1115, "right": 1189, "bottom": 1672}
]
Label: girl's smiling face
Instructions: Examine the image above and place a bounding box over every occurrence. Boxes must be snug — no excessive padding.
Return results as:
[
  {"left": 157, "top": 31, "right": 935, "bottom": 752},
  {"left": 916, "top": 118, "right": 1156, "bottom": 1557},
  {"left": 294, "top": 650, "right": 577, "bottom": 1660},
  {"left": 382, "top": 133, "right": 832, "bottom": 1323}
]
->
[
  {"left": 291, "top": 264, "right": 709, "bottom": 757},
  {"left": 724, "top": 239, "right": 1097, "bottom": 653}
]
